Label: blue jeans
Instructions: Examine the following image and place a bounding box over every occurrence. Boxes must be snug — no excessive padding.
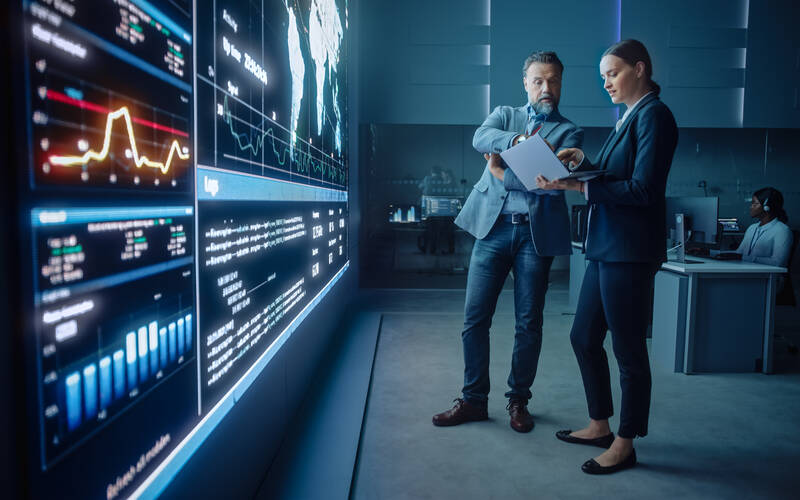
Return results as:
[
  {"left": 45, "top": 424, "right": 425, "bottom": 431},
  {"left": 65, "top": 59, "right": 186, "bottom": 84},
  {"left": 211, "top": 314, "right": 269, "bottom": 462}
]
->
[{"left": 461, "top": 219, "right": 554, "bottom": 406}]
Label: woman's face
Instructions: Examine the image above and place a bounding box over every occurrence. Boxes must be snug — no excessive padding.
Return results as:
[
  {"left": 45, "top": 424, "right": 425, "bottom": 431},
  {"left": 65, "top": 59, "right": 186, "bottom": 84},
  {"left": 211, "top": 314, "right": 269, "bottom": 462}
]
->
[
  {"left": 599, "top": 54, "right": 645, "bottom": 106},
  {"left": 750, "top": 196, "right": 765, "bottom": 218}
]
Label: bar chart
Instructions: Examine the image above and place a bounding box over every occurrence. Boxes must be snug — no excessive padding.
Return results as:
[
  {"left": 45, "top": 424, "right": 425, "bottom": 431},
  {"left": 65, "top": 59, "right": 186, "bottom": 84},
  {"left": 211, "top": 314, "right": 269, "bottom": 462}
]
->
[{"left": 61, "top": 312, "right": 194, "bottom": 436}]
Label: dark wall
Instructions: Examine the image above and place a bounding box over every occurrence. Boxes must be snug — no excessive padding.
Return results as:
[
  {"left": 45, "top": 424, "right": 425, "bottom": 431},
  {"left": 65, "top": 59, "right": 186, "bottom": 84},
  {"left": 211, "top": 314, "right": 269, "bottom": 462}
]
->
[
  {"left": 489, "top": 0, "right": 619, "bottom": 126},
  {"left": 359, "top": 0, "right": 490, "bottom": 125},
  {"left": 2, "top": 1, "right": 20, "bottom": 497},
  {"left": 741, "top": 0, "right": 800, "bottom": 127},
  {"left": 361, "top": 0, "right": 799, "bottom": 129}
]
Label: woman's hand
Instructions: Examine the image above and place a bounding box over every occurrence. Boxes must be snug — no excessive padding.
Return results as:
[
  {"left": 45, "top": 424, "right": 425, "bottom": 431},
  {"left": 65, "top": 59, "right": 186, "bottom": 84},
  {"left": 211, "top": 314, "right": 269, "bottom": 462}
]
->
[
  {"left": 536, "top": 175, "right": 583, "bottom": 192},
  {"left": 557, "top": 148, "right": 585, "bottom": 171}
]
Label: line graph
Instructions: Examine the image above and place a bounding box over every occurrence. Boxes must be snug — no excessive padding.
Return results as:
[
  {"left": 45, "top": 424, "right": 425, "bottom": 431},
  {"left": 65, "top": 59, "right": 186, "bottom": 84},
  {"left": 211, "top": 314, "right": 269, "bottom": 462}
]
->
[
  {"left": 30, "top": 55, "right": 192, "bottom": 191},
  {"left": 220, "top": 94, "right": 346, "bottom": 186},
  {"left": 46, "top": 89, "right": 189, "bottom": 138},
  {"left": 49, "top": 105, "right": 189, "bottom": 175}
]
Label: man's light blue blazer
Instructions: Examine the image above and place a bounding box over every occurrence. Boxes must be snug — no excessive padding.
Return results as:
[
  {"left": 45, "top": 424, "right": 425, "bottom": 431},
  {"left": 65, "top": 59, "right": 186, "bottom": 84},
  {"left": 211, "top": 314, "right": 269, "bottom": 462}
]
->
[{"left": 455, "top": 104, "right": 584, "bottom": 256}]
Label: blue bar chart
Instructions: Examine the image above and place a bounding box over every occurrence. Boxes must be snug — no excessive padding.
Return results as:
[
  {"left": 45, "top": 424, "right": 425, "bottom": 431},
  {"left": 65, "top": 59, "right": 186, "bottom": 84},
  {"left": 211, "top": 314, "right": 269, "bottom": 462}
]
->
[
  {"left": 65, "top": 372, "right": 81, "bottom": 432},
  {"left": 82, "top": 364, "right": 98, "bottom": 420},
  {"left": 61, "top": 312, "right": 194, "bottom": 434},
  {"left": 169, "top": 322, "right": 177, "bottom": 362},
  {"left": 99, "top": 356, "right": 112, "bottom": 411},
  {"left": 185, "top": 314, "right": 193, "bottom": 351},
  {"left": 138, "top": 326, "right": 148, "bottom": 383},
  {"left": 113, "top": 350, "right": 126, "bottom": 400},
  {"left": 126, "top": 332, "right": 138, "bottom": 390},
  {"left": 159, "top": 327, "right": 168, "bottom": 368},
  {"left": 177, "top": 317, "right": 185, "bottom": 356},
  {"left": 149, "top": 321, "right": 159, "bottom": 376}
]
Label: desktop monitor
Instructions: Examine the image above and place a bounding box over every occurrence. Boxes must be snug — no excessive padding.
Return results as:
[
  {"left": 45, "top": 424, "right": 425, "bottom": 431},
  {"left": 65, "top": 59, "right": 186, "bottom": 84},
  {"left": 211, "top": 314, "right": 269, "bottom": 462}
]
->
[
  {"left": 665, "top": 196, "right": 720, "bottom": 247},
  {"left": 718, "top": 218, "right": 741, "bottom": 232},
  {"left": 421, "top": 195, "right": 462, "bottom": 219}
]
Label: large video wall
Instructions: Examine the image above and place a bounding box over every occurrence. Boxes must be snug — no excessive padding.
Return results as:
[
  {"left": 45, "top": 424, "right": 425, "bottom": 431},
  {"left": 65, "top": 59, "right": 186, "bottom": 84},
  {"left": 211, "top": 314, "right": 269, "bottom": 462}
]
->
[{"left": 13, "top": 0, "right": 349, "bottom": 498}]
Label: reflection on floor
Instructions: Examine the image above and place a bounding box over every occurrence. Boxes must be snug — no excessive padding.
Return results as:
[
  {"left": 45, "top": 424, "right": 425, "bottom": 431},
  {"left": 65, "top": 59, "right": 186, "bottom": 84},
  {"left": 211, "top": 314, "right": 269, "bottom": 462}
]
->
[{"left": 352, "top": 278, "right": 800, "bottom": 500}]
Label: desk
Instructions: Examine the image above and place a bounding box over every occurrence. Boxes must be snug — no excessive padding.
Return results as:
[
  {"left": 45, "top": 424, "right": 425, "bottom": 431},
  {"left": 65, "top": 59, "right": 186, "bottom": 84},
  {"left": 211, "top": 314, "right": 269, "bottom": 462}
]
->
[
  {"left": 389, "top": 225, "right": 471, "bottom": 272},
  {"left": 652, "top": 257, "right": 786, "bottom": 374}
]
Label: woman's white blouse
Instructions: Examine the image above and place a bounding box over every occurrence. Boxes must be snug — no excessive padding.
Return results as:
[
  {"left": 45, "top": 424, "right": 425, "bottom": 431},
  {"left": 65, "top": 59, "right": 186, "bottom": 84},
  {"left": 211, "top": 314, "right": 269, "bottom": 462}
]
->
[{"left": 736, "top": 219, "right": 793, "bottom": 267}]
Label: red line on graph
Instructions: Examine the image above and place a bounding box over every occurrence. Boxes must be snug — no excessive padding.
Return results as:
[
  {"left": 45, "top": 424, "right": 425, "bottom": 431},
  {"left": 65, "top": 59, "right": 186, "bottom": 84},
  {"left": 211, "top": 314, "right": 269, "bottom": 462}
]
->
[
  {"left": 46, "top": 89, "right": 189, "bottom": 138},
  {"left": 131, "top": 116, "right": 188, "bottom": 137},
  {"left": 47, "top": 89, "right": 107, "bottom": 114}
]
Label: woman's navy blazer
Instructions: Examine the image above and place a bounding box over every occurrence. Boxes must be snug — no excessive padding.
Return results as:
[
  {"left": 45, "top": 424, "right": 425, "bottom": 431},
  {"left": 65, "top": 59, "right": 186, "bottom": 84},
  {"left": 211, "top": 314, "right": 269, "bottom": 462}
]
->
[{"left": 581, "top": 93, "right": 678, "bottom": 263}]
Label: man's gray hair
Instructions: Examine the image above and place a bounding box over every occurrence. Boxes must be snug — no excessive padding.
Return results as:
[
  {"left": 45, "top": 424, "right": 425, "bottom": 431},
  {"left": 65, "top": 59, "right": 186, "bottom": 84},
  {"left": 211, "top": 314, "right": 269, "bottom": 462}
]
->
[{"left": 522, "top": 51, "right": 564, "bottom": 76}]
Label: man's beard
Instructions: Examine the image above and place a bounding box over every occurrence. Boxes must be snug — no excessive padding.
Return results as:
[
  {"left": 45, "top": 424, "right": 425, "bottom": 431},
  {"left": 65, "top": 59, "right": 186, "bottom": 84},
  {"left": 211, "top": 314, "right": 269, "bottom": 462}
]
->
[{"left": 533, "top": 96, "right": 555, "bottom": 115}]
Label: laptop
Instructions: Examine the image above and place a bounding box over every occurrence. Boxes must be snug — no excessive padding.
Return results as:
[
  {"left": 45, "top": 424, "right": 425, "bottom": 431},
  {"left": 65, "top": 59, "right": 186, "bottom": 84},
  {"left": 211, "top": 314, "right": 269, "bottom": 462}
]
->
[{"left": 500, "top": 132, "right": 604, "bottom": 189}]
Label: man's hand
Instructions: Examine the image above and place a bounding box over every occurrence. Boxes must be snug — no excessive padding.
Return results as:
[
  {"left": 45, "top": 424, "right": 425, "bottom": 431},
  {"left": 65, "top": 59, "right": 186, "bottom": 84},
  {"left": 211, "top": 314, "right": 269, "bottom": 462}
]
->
[
  {"left": 535, "top": 174, "right": 582, "bottom": 192},
  {"left": 557, "top": 148, "right": 585, "bottom": 171},
  {"left": 484, "top": 153, "right": 506, "bottom": 181},
  {"left": 513, "top": 135, "right": 554, "bottom": 151}
]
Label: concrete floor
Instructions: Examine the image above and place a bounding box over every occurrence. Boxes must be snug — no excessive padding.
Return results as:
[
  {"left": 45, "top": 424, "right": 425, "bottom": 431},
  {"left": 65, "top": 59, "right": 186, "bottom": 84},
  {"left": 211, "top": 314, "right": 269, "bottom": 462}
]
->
[{"left": 352, "top": 280, "right": 800, "bottom": 500}]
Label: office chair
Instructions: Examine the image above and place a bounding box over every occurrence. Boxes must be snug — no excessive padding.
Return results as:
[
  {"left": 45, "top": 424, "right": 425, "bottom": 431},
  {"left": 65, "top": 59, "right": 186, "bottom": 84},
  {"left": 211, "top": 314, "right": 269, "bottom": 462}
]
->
[
  {"left": 776, "top": 229, "right": 799, "bottom": 306},
  {"left": 774, "top": 230, "right": 800, "bottom": 364}
]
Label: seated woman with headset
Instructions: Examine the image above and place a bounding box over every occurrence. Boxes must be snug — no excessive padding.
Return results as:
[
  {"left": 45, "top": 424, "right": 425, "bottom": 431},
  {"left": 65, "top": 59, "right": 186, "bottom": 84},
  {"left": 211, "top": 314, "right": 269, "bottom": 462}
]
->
[{"left": 735, "top": 187, "right": 793, "bottom": 268}]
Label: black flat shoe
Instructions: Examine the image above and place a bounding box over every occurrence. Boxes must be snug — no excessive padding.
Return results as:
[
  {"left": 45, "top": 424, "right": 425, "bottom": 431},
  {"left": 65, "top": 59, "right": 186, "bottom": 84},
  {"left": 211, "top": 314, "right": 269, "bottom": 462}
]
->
[
  {"left": 555, "top": 430, "right": 615, "bottom": 448},
  {"left": 581, "top": 449, "right": 637, "bottom": 475}
]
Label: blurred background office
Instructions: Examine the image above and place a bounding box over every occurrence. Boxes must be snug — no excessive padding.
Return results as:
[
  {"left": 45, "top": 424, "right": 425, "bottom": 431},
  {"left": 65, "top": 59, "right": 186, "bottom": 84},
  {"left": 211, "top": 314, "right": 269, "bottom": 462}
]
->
[
  {"left": 358, "top": 0, "right": 800, "bottom": 289},
  {"left": 351, "top": 4, "right": 800, "bottom": 493}
]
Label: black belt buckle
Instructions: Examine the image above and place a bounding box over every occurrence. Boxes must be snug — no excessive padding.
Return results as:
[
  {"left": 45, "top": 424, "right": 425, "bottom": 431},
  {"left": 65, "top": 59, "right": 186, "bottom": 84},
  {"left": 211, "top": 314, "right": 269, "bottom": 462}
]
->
[{"left": 511, "top": 213, "right": 526, "bottom": 225}]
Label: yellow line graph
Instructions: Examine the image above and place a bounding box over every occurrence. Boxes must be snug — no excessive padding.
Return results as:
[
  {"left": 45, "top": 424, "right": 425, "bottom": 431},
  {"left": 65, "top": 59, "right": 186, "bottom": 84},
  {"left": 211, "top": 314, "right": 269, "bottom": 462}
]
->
[{"left": 48, "top": 106, "right": 190, "bottom": 175}]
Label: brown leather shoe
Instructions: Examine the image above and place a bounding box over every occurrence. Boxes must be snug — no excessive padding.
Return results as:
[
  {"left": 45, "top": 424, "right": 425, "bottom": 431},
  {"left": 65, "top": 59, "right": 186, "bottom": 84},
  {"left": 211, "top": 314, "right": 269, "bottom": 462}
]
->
[
  {"left": 507, "top": 399, "right": 534, "bottom": 433},
  {"left": 432, "top": 398, "right": 488, "bottom": 427}
]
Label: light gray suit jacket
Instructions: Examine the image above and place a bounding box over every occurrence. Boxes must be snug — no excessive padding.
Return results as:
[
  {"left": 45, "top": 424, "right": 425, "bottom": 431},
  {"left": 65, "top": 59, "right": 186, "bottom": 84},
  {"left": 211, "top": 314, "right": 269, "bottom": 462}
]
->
[{"left": 455, "top": 104, "right": 584, "bottom": 256}]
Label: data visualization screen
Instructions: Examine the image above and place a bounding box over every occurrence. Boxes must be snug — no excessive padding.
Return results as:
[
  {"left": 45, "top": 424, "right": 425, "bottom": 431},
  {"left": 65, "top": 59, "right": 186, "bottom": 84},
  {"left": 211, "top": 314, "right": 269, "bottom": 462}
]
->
[
  {"left": 13, "top": 0, "right": 349, "bottom": 499},
  {"left": 196, "top": 0, "right": 347, "bottom": 189},
  {"left": 28, "top": 0, "right": 193, "bottom": 191},
  {"left": 198, "top": 193, "right": 348, "bottom": 410},
  {"left": 194, "top": 0, "right": 349, "bottom": 413},
  {"left": 33, "top": 207, "right": 195, "bottom": 466},
  {"left": 19, "top": 1, "right": 198, "bottom": 498}
]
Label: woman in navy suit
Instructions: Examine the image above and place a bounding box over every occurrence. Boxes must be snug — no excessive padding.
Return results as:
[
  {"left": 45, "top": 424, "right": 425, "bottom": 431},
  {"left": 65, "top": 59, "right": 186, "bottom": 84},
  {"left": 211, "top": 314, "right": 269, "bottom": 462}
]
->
[{"left": 537, "top": 39, "right": 678, "bottom": 474}]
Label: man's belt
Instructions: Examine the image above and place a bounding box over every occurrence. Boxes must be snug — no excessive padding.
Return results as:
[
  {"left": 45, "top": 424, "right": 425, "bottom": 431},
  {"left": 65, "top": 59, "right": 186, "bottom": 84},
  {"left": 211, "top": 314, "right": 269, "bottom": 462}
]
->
[{"left": 500, "top": 213, "right": 529, "bottom": 224}]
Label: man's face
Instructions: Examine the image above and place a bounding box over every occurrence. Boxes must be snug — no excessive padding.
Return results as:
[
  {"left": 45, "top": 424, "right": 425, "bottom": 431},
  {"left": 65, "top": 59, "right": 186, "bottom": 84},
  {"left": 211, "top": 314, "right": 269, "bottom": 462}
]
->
[{"left": 523, "top": 62, "right": 562, "bottom": 114}]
